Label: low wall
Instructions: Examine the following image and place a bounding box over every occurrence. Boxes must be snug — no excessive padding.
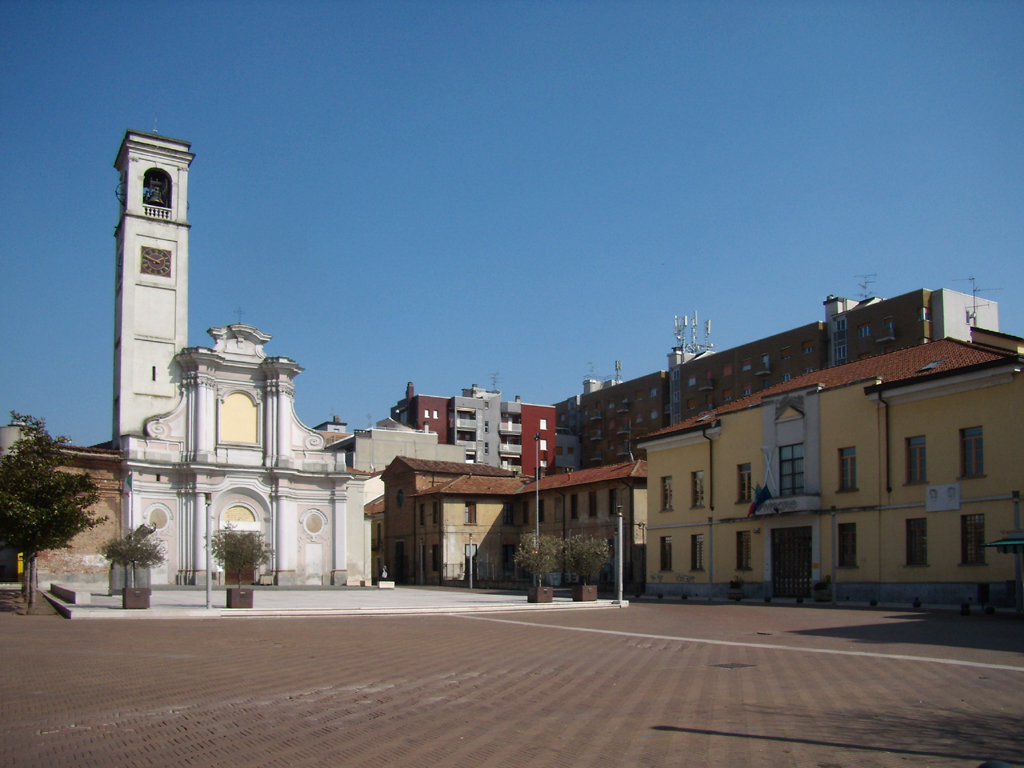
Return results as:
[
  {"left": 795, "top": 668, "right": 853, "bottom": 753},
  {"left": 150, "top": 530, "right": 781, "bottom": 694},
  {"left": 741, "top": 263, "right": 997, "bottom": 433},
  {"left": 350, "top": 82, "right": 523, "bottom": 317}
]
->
[{"left": 49, "top": 583, "right": 92, "bottom": 605}]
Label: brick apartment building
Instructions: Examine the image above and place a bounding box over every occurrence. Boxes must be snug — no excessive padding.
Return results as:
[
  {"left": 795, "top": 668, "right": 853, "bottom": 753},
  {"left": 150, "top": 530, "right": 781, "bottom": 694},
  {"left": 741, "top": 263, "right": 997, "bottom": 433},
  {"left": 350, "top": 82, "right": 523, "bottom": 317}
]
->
[
  {"left": 391, "top": 383, "right": 556, "bottom": 477},
  {"left": 554, "top": 287, "right": 1001, "bottom": 471}
]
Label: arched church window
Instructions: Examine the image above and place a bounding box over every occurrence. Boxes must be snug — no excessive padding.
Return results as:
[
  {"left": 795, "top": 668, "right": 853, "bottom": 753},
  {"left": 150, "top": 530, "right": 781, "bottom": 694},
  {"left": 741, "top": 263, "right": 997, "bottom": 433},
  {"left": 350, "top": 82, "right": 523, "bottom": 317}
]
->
[
  {"left": 142, "top": 168, "right": 172, "bottom": 208},
  {"left": 220, "top": 392, "right": 259, "bottom": 444}
]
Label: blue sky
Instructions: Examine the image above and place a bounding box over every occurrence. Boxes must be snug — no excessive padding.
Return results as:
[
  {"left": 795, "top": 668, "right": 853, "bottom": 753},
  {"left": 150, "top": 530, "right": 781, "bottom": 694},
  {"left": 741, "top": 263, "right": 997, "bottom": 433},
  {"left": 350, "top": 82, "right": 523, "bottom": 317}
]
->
[{"left": 1, "top": 1, "right": 1021, "bottom": 446}]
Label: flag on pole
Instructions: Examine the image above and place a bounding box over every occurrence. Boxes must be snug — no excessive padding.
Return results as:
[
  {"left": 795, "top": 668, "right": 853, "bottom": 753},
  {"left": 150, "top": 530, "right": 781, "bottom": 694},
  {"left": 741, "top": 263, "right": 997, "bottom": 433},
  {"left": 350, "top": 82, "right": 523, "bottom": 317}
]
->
[
  {"left": 123, "top": 471, "right": 133, "bottom": 496},
  {"left": 748, "top": 483, "right": 772, "bottom": 517}
]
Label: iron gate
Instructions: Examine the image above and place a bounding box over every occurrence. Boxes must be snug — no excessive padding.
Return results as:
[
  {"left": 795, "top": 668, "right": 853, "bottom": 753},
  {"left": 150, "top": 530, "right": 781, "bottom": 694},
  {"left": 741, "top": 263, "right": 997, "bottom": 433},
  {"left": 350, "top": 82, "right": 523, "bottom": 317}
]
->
[{"left": 771, "top": 526, "right": 812, "bottom": 597}]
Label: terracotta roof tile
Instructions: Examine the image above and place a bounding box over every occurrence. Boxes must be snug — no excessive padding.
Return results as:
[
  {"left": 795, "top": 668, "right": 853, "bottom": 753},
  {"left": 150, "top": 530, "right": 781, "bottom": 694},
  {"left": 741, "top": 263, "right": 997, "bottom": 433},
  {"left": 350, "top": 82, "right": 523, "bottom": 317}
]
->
[
  {"left": 642, "top": 338, "right": 1014, "bottom": 442},
  {"left": 414, "top": 475, "right": 529, "bottom": 496},
  {"left": 518, "top": 460, "right": 647, "bottom": 494},
  {"left": 388, "top": 457, "right": 517, "bottom": 477},
  {"left": 63, "top": 445, "right": 123, "bottom": 456},
  {"left": 364, "top": 495, "right": 385, "bottom": 517}
]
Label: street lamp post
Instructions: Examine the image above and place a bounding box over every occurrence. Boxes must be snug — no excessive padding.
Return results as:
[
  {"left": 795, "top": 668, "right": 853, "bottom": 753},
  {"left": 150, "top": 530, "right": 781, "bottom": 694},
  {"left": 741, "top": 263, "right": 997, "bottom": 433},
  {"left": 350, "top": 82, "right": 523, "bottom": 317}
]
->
[
  {"left": 534, "top": 432, "right": 541, "bottom": 588},
  {"left": 204, "top": 492, "right": 212, "bottom": 610},
  {"left": 614, "top": 506, "right": 623, "bottom": 604}
]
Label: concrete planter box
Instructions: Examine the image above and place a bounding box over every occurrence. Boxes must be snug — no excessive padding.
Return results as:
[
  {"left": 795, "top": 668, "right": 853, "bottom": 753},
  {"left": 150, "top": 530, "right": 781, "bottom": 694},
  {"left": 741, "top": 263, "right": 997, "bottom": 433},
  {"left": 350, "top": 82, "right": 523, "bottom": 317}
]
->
[
  {"left": 572, "top": 585, "right": 597, "bottom": 602},
  {"left": 122, "top": 587, "right": 151, "bottom": 610},
  {"left": 527, "top": 586, "right": 553, "bottom": 603},
  {"left": 227, "top": 588, "right": 254, "bottom": 609},
  {"left": 109, "top": 567, "right": 150, "bottom": 595},
  {"left": 813, "top": 590, "right": 832, "bottom": 603},
  {"left": 727, "top": 588, "right": 744, "bottom": 602}
]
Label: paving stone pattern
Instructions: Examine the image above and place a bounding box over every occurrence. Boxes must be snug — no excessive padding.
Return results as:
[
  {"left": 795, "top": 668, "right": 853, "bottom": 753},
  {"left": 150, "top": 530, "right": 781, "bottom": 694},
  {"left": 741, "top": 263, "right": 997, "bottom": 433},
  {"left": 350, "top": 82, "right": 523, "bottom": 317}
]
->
[{"left": 2, "top": 601, "right": 1021, "bottom": 767}]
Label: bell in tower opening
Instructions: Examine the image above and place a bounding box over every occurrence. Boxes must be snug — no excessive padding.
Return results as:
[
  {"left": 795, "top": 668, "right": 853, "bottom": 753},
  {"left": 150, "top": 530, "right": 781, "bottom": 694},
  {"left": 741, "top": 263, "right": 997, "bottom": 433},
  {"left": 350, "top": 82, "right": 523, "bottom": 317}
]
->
[{"left": 143, "top": 168, "right": 171, "bottom": 208}]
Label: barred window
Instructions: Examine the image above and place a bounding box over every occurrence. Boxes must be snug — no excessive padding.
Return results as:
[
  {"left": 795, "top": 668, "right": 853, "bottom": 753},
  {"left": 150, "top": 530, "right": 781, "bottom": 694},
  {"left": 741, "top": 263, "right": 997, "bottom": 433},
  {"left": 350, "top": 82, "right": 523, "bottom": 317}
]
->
[
  {"left": 736, "top": 530, "right": 751, "bottom": 570},
  {"left": 906, "top": 518, "right": 927, "bottom": 565},
  {"left": 660, "top": 536, "right": 673, "bottom": 571},
  {"left": 691, "top": 533, "right": 705, "bottom": 571},
  {"left": 961, "top": 514, "right": 985, "bottom": 565},
  {"left": 838, "top": 523, "right": 857, "bottom": 567}
]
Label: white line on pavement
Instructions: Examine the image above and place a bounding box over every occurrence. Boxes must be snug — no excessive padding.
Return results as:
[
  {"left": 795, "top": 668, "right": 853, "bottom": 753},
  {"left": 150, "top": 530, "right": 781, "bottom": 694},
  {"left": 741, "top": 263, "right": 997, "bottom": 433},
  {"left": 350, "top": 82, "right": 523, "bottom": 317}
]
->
[{"left": 453, "top": 614, "right": 1024, "bottom": 673}]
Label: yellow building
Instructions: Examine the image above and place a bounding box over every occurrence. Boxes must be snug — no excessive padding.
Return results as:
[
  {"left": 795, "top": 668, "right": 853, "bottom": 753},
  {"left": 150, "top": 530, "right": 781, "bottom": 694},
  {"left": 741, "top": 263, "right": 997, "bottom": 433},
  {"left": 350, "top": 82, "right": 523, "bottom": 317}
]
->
[{"left": 638, "top": 330, "right": 1024, "bottom": 606}]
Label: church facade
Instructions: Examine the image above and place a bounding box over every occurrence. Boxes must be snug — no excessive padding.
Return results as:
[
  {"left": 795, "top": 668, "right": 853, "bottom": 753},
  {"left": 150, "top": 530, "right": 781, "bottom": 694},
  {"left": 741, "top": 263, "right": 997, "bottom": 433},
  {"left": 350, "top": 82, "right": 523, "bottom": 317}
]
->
[{"left": 112, "top": 130, "right": 370, "bottom": 586}]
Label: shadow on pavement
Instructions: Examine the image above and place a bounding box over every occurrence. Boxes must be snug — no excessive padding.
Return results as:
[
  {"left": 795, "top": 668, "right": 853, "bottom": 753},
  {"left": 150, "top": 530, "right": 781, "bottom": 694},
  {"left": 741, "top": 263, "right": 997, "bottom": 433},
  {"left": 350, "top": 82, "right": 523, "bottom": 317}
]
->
[
  {"left": 789, "top": 610, "right": 1024, "bottom": 654},
  {"left": 654, "top": 706, "right": 1021, "bottom": 765},
  {"left": 0, "top": 588, "right": 59, "bottom": 616}
]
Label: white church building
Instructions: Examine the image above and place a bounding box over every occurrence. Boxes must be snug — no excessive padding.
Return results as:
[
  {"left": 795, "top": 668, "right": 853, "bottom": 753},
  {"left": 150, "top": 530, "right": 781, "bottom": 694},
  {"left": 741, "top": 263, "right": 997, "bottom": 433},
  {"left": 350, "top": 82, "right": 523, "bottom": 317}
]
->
[{"left": 112, "top": 129, "right": 371, "bottom": 586}]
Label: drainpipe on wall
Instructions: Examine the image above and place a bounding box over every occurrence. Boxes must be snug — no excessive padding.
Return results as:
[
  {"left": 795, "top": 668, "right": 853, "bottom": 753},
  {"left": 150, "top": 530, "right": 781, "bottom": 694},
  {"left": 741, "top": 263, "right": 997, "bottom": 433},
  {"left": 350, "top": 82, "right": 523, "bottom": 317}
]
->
[
  {"left": 708, "top": 515, "right": 714, "bottom": 601},
  {"left": 702, "top": 425, "right": 715, "bottom": 513},
  {"left": 703, "top": 426, "right": 715, "bottom": 600},
  {"left": 877, "top": 391, "right": 892, "bottom": 495}
]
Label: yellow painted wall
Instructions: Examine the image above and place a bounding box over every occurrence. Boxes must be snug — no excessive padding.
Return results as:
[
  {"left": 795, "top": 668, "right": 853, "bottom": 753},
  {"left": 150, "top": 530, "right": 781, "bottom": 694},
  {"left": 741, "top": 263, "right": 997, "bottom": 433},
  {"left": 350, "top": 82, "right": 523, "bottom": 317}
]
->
[{"left": 220, "top": 392, "right": 258, "bottom": 444}]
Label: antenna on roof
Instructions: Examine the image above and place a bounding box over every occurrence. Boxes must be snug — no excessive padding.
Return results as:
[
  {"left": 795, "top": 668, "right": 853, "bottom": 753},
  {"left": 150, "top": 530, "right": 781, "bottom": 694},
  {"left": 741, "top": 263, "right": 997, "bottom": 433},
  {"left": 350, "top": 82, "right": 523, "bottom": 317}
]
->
[
  {"left": 489, "top": 371, "right": 500, "bottom": 390},
  {"left": 953, "top": 276, "right": 1002, "bottom": 326},
  {"left": 675, "top": 311, "right": 715, "bottom": 355},
  {"left": 153, "top": 111, "right": 159, "bottom": 134},
  {"left": 855, "top": 273, "right": 877, "bottom": 300},
  {"left": 614, "top": 360, "right": 622, "bottom": 383},
  {"left": 233, "top": 306, "right": 245, "bottom": 324}
]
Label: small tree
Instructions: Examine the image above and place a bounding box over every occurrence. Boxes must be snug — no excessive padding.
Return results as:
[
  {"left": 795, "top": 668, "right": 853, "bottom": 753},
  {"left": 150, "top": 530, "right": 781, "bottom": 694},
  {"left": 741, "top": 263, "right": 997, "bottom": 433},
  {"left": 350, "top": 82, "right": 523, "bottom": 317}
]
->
[
  {"left": 513, "top": 532, "right": 562, "bottom": 586},
  {"left": 563, "top": 535, "right": 610, "bottom": 585},
  {"left": 210, "top": 526, "right": 273, "bottom": 587},
  {"left": 0, "top": 413, "right": 102, "bottom": 609},
  {"left": 100, "top": 524, "right": 165, "bottom": 588}
]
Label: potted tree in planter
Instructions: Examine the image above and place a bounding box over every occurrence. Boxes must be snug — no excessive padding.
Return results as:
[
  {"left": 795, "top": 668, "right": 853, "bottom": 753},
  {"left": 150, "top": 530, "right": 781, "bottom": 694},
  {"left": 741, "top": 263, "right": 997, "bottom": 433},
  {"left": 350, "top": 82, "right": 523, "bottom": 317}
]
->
[
  {"left": 564, "top": 534, "right": 609, "bottom": 601},
  {"left": 514, "top": 532, "right": 562, "bottom": 603},
  {"left": 100, "top": 524, "right": 165, "bottom": 609},
  {"left": 727, "top": 576, "right": 745, "bottom": 602},
  {"left": 210, "top": 525, "right": 273, "bottom": 608},
  {"left": 813, "top": 574, "right": 832, "bottom": 602}
]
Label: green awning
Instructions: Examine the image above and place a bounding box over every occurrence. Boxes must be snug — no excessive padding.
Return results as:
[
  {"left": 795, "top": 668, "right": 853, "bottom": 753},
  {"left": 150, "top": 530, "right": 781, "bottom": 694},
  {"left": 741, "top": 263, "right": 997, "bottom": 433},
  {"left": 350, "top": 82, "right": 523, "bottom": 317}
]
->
[{"left": 984, "top": 535, "right": 1024, "bottom": 555}]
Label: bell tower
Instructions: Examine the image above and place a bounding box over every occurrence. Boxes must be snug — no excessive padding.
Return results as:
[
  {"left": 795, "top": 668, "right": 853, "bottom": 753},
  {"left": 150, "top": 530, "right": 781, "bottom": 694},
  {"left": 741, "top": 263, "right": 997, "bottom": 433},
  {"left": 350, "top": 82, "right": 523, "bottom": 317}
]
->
[{"left": 112, "top": 130, "right": 194, "bottom": 445}]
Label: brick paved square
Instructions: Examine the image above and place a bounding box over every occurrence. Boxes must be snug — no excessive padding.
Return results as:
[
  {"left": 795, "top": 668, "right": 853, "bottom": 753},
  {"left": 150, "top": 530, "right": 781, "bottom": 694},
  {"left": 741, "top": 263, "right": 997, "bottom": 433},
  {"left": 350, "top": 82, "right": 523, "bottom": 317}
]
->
[{"left": 2, "top": 595, "right": 1021, "bottom": 767}]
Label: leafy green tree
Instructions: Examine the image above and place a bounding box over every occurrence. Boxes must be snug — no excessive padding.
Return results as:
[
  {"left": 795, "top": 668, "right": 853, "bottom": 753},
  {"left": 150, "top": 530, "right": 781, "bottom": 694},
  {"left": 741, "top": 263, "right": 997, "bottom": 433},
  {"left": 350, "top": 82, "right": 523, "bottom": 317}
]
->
[
  {"left": 513, "top": 532, "right": 562, "bottom": 585},
  {"left": 563, "top": 535, "right": 610, "bottom": 585},
  {"left": 100, "top": 524, "right": 165, "bottom": 588},
  {"left": 0, "top": 413, "right": 102, "bottom": 609},
  {"left": 210, "top": 526, "right": 273, "bottom": 587}
]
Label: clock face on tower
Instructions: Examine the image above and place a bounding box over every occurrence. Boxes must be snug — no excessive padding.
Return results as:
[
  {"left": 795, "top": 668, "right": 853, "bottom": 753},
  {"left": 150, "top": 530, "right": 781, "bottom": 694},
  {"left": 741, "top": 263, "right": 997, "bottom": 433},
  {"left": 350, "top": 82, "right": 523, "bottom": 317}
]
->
[{"left": 140, "top": 247, "right": 172, "bottom": 277}]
